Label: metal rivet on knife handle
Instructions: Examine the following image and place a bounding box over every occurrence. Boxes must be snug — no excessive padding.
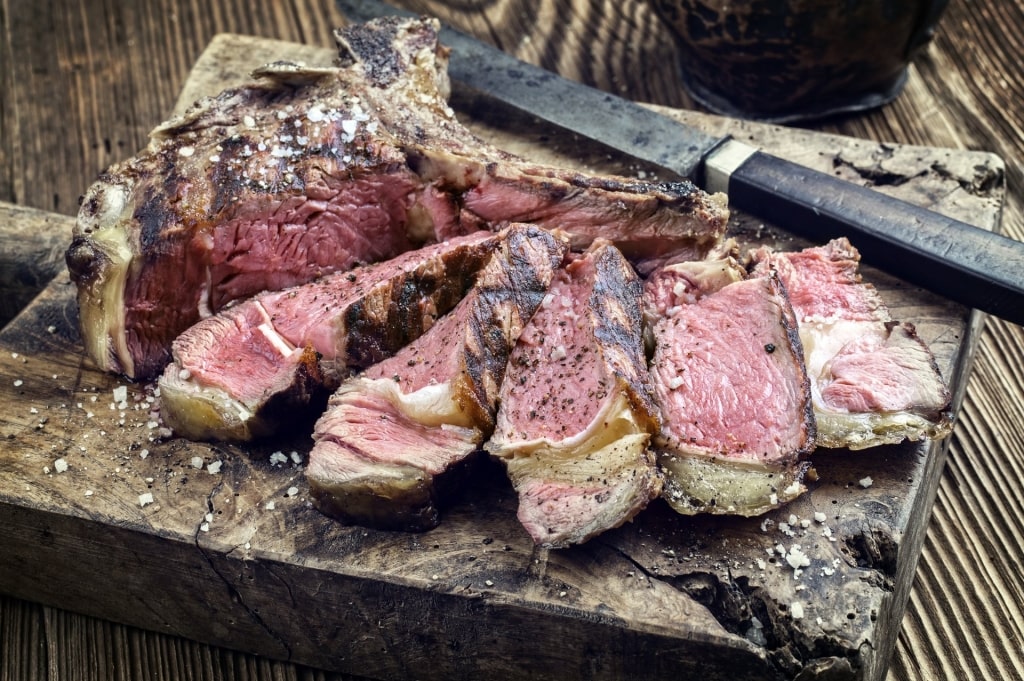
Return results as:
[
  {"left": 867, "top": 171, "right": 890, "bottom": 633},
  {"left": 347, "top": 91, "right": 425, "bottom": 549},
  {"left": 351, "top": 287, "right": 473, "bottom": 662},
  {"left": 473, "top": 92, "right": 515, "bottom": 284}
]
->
[{"left": 703, "top": 140, "right": 758, "bottom": 195}]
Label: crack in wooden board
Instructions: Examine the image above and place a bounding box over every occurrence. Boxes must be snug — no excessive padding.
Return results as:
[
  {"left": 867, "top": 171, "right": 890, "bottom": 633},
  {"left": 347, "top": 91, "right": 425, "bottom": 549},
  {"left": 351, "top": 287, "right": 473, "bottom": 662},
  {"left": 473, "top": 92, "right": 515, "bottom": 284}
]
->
[{"left": 0, "top": 33, "right": 1004, "bottom": 681}]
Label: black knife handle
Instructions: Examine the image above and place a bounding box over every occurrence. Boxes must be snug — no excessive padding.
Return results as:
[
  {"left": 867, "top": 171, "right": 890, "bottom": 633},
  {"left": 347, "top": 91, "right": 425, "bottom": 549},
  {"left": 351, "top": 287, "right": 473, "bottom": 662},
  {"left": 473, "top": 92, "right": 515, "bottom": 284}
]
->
[{"left": 714, "top": 143, "right": 1024, "bottom": 325}]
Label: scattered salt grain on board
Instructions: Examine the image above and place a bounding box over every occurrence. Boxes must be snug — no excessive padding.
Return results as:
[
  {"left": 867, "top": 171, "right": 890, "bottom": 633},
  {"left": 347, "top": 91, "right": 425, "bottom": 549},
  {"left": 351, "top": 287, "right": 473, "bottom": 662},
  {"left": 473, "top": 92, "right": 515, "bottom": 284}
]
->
[
  {"left": 207, "top": 460, "right": 222, "bottom": 474},
  {"left": 54, "top": 458, "right": 68, "bottom": 473},
  {"left": 139, "top": 492, "right": 154, "bottom": 507},
  {"left": 859, "top": 476, "right": 874, "bottom": 488}
]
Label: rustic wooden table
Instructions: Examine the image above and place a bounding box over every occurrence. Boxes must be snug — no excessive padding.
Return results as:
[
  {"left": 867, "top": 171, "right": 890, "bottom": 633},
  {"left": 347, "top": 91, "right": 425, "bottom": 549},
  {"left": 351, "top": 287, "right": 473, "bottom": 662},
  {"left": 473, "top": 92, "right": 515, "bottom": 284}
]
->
[{"left": 1, "top": 1, "right": 1021, "bottom": 679}]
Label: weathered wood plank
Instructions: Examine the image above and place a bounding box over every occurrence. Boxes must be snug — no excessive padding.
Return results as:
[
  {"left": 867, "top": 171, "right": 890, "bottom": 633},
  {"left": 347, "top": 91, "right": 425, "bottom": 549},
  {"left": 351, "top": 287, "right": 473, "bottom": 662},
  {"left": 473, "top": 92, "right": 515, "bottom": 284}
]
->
[
  {"left": 0, "top": 32, "right": 1004, "bottom": 681},
  {"left": 0, "top": 203, "right": 72, "bottom": 327}
]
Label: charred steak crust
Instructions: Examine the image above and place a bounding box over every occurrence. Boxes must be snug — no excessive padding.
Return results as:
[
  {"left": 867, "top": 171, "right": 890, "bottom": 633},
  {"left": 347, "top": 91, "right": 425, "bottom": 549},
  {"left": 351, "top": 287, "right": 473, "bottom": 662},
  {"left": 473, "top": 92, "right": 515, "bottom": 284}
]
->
[
  {"left": 307, "top": 224, "right": 569, "bottom": 531},
  {"left": 457, "top": 225, "right": 569, "bottom": 429},
  {"left": 589, "top": 243, "right": 661, "bottom": 428}
]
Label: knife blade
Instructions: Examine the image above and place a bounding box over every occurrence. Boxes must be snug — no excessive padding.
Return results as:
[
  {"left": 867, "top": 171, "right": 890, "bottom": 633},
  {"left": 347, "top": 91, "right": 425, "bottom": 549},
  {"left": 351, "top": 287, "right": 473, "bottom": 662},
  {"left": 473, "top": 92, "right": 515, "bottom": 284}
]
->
[{"left": 337, "top": 0, "right": 1024, "bottom": 326}]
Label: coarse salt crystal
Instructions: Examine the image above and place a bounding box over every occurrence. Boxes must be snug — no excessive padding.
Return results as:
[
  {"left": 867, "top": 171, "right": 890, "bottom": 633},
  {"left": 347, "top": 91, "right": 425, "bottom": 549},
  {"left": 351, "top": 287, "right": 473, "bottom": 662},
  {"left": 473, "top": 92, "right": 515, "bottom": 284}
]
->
[
  {"left": 791, "top": 602, "right": 805, "bottom": 619},
  {"left": 859, "top": 476, "right": 873, "bottom": 488},
  {"left": 178, "top": 145, "right": 195, "bottom": 157},
  {"left": 191, "top": 456, "right": 204, "bottom": 469},
  {"left": 85, "top": 490, "right": 94, "bottom": 497},
  {"left": 139, "top": 449, "right": 149, "bottom": 459},
  {"left": 286, "top": 486, "right": 299, "bottom": 497},
  {"left": 243, "top": 115, "right": 256, "bottom": 127},
  {"left": 54, "top": 458, "right": 68, "bottom": 473},
  {"left": 265, "top": 501, "right": 276, "bottom": 510},
  {"left": 290, "top": 451, "right": 302, "bottom": 464},
  {"left": 200, "top": 522, "right": 210, "bottom": 532},
  {"left": 13, "top": 379, "right": 23, "bottom": 387},
  {"left": 139, "top": 492, "right": 154, "bottom": 507},
  {"left": 307, "top": 107, "right": 325, "bottom": 123},
  {"left": 786, "top": 545, "right": 811, "bottom": 570},
  {"left": 814, "top": 511, "right": 827, "bottom": 523},
  {"left": 550, "top": 345, "right": 567, "bottom": 361},
  {"left": 269, "top": 451, "right": 288, "bottom": 466}
]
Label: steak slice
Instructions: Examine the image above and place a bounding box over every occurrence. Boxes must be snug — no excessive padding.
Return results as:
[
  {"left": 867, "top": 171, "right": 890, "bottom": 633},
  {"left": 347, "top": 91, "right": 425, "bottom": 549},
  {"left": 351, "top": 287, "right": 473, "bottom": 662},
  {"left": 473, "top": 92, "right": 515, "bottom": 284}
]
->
[
  {"left": 749, "top": 238, "right": 952, "bottom": 449},
  {"left": 157, "top": 230, "right": 501, "bottom": 441},
  {"left": 486, "top": 240, "right": 661, "bottom": 548},
  {"left": 646, "top": 257, "right": 815, "bottom": 516},
  {"left": 307, "top": 225, "right": 568, "bottom": 531},
  {"left": 66, "top": 16, "right": 729, "bottom": 381}
]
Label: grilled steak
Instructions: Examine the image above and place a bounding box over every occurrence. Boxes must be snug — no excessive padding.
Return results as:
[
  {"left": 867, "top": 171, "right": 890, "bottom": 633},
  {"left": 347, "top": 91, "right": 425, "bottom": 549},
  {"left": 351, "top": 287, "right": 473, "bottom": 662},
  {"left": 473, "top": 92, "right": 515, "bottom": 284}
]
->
[
  {"left": 645, "top": 257, "right": 815, "bottom": 516},
  {"left": 486, "top": 240, "right": 661, "bottom": 547},
  {"left": 66, "top": 16, "right": 728, "bottom": 381},
  {"left": 307, "top": 225, "right": 568, "bottom": 531},
  {"left": 749, "top": 238, "right": 952, "bottom": 449},
  {"left": 158, "top": 230, "right": 501, "bottom": 441}
]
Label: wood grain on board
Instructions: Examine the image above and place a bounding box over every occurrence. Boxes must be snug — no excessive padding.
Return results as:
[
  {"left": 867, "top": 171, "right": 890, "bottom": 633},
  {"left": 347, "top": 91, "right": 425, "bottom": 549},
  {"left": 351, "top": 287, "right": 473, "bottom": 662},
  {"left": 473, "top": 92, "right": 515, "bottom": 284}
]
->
[{"left": 0, "top": 32, "right": 1006, "bottom": 681}]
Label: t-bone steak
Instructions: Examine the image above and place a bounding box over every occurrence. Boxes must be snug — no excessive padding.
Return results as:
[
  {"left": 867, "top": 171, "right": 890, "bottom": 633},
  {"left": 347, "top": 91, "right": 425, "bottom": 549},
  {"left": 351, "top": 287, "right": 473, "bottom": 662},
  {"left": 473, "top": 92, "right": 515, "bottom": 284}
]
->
[{"left": 65, "top": 16, "right": 728, "bottom": 380}]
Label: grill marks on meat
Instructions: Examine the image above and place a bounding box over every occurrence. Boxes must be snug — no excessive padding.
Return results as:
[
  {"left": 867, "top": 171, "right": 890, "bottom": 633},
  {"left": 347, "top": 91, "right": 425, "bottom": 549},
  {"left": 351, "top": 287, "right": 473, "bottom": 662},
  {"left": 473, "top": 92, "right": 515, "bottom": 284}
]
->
[
  {"left": 67, "top": 16, "right": 729, "bottom": 381},
  {"left": 749, "top": 238, "right": 952, "bottom": 449},
  {"left": 645, "top": 257, "right": 815, "bottom": 516},
  {"left": 307, "top": 225, "right": 568, "bottom": 531},
  {"left": 487, "top": 241, "right": 661, "bottom": 547},
  {"left": 157, "top": 231, "right": 501, "bottom": 441}
]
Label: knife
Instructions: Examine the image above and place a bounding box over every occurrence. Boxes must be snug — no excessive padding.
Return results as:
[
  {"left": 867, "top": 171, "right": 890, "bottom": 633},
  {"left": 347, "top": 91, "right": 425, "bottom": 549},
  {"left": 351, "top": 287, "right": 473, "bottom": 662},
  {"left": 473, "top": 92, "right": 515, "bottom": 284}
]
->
[{"left": 337, "top": 0, "right": 1024, "bottom": 326}]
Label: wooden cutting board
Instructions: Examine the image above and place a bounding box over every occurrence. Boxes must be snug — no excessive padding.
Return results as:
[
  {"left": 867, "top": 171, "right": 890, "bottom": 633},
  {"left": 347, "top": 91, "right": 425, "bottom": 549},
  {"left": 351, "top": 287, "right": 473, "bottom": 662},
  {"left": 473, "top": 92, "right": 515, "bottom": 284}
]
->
[{"left": 0, "top": 34, "right": 1005, "bottom": 681}]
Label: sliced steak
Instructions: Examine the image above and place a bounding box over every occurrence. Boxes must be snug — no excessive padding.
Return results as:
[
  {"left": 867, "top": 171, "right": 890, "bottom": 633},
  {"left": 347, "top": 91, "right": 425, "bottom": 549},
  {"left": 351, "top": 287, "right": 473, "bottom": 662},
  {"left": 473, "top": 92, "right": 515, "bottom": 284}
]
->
[
  {"left": 749, "top": 238, "right": 952, "bottom": 449},
  {"left": 307, "top": 225, "right": 568, "bottom": 531},
  {"left": 158, "top": 230, "right": 501, "bottom": 441},
  {"left": 67, "top": 16, "right": 728, "bottom": 380},
  {"left": 486, "top": 240, "right": 661, "bottom": 548},
  {"left": 646, "top": 257, "right": 815, "bottom": 516}
]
